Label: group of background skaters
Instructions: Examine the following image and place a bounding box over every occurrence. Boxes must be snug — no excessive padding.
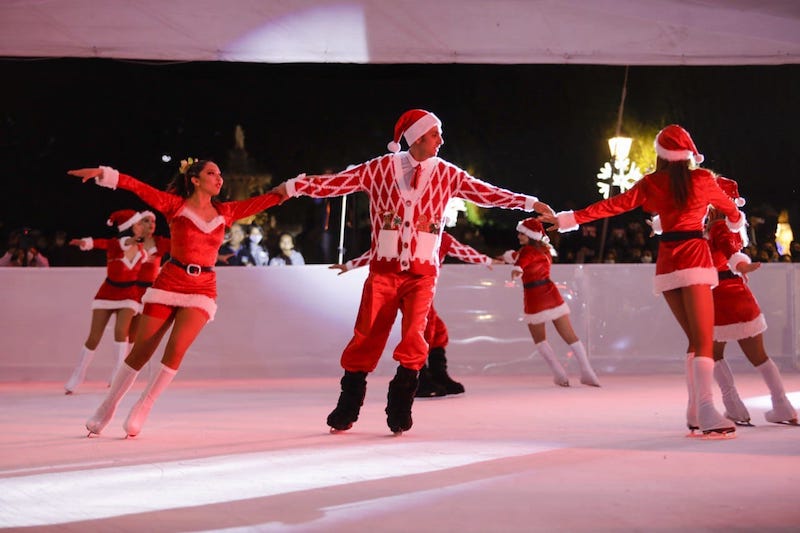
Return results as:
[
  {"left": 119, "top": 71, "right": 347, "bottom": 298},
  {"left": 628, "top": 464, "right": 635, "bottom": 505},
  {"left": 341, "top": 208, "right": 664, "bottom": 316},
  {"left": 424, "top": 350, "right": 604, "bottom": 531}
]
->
[{"left": 63, "top": 110, "right": 796, "bottom": 439}]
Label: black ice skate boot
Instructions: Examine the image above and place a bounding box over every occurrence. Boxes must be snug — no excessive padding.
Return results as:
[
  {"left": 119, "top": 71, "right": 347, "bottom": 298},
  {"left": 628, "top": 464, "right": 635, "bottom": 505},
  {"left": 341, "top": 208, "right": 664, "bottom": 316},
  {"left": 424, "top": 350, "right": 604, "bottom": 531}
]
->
[
  {"left": 428, "top": 347, "right": 465, "bottom": 395},
  {"left": 386, "top": 365, "right": 419, "bottom": 434},
  {"left": 326, "top": 371, "right": 367, "bottom": 432},
  {"left": 415, "top": 364, "right": 447, "bottom": 398}
]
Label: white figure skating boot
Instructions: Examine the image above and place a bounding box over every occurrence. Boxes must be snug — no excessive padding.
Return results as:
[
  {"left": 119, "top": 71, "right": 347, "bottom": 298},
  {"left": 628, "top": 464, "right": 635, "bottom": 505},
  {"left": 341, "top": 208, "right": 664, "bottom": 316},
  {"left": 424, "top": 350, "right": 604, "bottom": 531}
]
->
[
  {"left": 123, "top": 363, "right": 177, "bottom": 437},
  {"left": 65, "top": 346, "right": 95, "bottom": 394},
  {"left": 713, "top": 358, "right": 752, "bottom": 426},
  {"left": 570, "top": 340, "right": 600, "bottom": 387},
  {"left": 693, "top": 356, "right": 735, "bottom": 438},
  {"left": 685, "top": 352, "right": 699, "bottom": 433},
  {"left": 757, "top": 359, "right": 798, "bottom": 425},
  {"left": 536, "top": 340, "right": 569, "bottom": 387},
  {"left": 86, "top": 362, "right": 138, "bottom": 435}
]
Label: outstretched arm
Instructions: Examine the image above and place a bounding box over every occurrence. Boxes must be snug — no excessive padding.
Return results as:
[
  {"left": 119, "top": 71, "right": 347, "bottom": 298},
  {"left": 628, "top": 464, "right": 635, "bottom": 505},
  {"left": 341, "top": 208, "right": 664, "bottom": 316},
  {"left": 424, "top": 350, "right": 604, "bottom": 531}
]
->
[{"left": 68, "top": 167, "right": 183, "bottom": 217}]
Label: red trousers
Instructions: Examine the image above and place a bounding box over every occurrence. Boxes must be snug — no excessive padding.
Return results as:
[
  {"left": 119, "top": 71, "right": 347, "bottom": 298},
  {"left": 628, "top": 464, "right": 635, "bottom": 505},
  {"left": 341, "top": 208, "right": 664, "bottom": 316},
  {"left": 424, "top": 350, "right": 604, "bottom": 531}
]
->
[
  {"left": 340, "top": 271, "right": 436, "bottom": 372},
  {"left": 424, "top": 305, "right": 449, "bottom": 350}
]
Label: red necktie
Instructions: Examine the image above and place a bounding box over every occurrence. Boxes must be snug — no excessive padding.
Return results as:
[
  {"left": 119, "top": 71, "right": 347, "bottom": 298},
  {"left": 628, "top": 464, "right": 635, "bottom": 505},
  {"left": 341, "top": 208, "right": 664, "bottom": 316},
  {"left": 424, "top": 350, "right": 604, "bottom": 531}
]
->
[{"left": 411, "top": 164, "right": 422, "bottom": 189}]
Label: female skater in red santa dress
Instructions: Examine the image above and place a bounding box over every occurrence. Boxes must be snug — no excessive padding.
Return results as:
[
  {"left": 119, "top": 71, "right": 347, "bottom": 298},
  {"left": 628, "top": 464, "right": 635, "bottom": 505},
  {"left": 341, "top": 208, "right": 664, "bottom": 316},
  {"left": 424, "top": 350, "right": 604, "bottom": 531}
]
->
[
  {"left": 64, "top": 209, "right": 148, "bottom": 394},
  {"left": 504, "top": 217, "right": 600, "bottom": 387},
  {"left": 68, "top": 159, "right": 281, "bottom": 437},
  {"left": 128, "top": 210, "right": 171, "bottom": 345},
  {"left": 707, "top": 177, "right": 797, "bottom": 426},
  {"left": 541, "top": 125, "right": 745, "bottom": 438}
]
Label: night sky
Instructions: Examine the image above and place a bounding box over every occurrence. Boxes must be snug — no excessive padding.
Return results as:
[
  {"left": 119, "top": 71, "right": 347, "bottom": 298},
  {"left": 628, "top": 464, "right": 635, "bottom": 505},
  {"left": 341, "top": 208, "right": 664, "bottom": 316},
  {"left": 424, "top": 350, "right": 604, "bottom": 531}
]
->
[{"left": 2, "top": 58, "right": 799, "bottom": 245}]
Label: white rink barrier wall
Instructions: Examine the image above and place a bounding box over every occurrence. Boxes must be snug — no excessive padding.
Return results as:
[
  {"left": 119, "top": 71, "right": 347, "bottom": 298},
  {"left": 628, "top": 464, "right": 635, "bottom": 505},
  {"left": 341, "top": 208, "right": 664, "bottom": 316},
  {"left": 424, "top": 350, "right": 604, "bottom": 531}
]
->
[{"left": 1, "top": 264, "right": 798, "bottom": 381}]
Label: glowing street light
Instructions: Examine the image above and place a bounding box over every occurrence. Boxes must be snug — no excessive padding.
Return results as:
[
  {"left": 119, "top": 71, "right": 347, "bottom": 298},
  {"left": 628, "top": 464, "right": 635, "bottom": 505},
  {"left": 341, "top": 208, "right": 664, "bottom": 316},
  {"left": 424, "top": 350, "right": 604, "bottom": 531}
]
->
[{"left": 596, "top": 136, "right": 642, "bottom": 199}]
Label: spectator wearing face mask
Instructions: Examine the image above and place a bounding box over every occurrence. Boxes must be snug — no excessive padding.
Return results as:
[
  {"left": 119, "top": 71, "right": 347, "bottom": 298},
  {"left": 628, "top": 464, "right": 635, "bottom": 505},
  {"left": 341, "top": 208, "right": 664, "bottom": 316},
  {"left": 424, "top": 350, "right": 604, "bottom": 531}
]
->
[{"left": 247, "top": 224, "right": 269, "bottom": 266}]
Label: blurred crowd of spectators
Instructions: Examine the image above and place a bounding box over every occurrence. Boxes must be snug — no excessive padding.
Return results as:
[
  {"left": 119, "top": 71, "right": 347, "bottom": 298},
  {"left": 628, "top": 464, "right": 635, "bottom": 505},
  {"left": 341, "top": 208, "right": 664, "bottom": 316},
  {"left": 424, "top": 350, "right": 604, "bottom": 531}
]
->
[{"left": 2, "top": 209, "right": 799, "bottom": 268}]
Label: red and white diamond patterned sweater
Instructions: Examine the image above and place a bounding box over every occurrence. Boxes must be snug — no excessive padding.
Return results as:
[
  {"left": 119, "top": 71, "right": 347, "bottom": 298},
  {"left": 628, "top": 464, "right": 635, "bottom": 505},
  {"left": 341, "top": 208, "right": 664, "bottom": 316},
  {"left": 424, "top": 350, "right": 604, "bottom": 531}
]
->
[
  {"left": 287, "top": 152, "right": 537, "bottom": 276},
  {"left": 707, "top": 219, "right": 765, "bottom": 342},
  {"left": 344, "top": 231, "right": 492, "bottom": 271},
  {"left": 93, "top": 167, "right": 281, "bottom": 320}
]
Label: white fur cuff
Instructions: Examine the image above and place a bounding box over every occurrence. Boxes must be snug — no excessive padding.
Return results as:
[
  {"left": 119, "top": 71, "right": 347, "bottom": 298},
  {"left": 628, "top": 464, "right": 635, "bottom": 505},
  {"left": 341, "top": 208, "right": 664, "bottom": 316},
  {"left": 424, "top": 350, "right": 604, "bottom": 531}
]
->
[
  {"left": 727, "top": 252, "right": 751, "bottom": 273},
  {"left": 96, "top": 166, "right": 119, "bottom": 189},
  {"left": 726, "top": 210, "right": 746, "bottom": 232},
  {"left": 286, "top": 175, "right": 304, "bottom": 198},
  {"left": 525, "top": 196, "right": 539, "bottom": 211},
  {"left": 556, "top": 211, "right": 579, "bottom": 232},
  {"left": 79, "top": 237, "right": 94, "bottom": 251}
]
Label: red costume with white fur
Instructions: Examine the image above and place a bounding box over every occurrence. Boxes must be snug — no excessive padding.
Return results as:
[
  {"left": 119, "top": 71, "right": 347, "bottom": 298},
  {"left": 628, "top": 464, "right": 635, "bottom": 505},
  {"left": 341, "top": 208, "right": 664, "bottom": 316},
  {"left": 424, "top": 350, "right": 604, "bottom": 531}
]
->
[
  {"left": 288, "top": 152, "right": 537, "bottom": 371},
  {"left": 94, "top": 167, "right": 280, "bottom": 320},
  {"left": 708, "top": 219, "right": 766, "bottom": 341},
  {"left": 556, "top": 168, "right": 744, "bottom": 294},
  {"left": 77, "top": 237, "right": 147, "bottom": 312},
  {"left": 507, "top": 243, "right": 569, "bottom": 323}
]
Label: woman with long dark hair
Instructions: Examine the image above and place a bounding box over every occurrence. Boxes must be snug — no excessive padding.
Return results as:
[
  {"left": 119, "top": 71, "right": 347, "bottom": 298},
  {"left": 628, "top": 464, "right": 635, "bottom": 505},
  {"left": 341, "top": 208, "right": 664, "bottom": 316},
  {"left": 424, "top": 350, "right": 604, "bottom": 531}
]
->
[
  {"left": 540, "top": 125, "right": 745, "bottom": 438},
  {"left": 68, "top": 159, "right": 281, "bottom": 437}
]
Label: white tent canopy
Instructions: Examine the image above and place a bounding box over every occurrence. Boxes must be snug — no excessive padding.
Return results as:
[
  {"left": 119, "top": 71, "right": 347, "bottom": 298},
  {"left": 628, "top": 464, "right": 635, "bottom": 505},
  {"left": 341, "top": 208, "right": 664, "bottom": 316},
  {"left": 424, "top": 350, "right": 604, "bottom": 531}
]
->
[{"left": 1, "top": 0, "right": 799, "bottom": 65}]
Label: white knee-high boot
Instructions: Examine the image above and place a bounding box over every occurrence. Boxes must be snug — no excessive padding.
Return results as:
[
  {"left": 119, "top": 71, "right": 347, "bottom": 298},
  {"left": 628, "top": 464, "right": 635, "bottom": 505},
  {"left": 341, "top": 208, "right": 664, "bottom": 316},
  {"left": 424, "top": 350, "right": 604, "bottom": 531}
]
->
[
  {"left": 713, "top": 358, "right": 751, "bottom": 424},
  {"left": 124, "top": 363, "right": 177, "bottom": 437},
  {"left": 86, "top": 362, "right": 139, "bottom": 435},
  {"left": 65, "top": 346, "right": 95, "bottom": 394},
  {"left": 694, "top": 356, "right": 735, "bottom": 436},
  {"left": 570, "top": 340, "right": 600, "bottom": 387},
  {"left": 535, "top": 340, "right": 569, "bottom": 387},
  {"left": 757, "top": 359, "right": 798, "bottom": 424},
  {"left": 109, "top": 341, "right": 132, "bottom": 385},
  {"left": 685, "top": 352, "right": 698, "bottom": 430}
]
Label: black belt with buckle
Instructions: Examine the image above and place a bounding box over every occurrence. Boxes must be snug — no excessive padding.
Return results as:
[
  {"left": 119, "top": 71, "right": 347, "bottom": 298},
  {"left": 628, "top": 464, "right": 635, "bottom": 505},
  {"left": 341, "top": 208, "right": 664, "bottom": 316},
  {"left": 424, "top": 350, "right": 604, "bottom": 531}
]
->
[
  {"left": 660, "top": 230, "right": 704, "bottom": 242},
  {"left": 523, "top": 279, "right": 551, "bottom": 289},
  {"left": 718, "top": 270, "right": 737, "bottom": 281},
  {"left": 169, "top": 258, "right": 214, "bottom": 276},
  {"left": 104, "top": 277, "right": 137, "bottom": 288}
]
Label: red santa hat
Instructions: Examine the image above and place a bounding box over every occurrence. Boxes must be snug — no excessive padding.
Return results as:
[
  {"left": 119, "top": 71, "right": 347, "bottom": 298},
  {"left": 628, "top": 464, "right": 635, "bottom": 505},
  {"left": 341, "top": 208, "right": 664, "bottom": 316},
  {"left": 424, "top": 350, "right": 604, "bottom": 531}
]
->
[
  {"left": 716, "top": 176, "right": 746, "bottom": 207},
  {"left": 387, "top": 109, "right": 442, "bottom": 153},
  {"left": 139, "top": 210, "right": 156, "bottom": 220},
  {"left": 655, "top": 124, "right": 704, "bottom": 164},
  {"left": 516, "top": 217, "right": 549, "bottom": 243},
  {"left": 106, "top": 209, "right": 143, "bottom": 232}
]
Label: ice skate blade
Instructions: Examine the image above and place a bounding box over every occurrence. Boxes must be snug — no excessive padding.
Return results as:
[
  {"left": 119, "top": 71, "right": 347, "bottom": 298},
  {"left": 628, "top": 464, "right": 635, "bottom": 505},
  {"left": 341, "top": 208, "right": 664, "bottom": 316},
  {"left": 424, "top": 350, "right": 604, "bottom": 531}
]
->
[
  {"left": 701, "top": 427, "right": 736, "bottom": 439},
  {"left": 86, "top": 431, "right": 99, "bottom": 438},
  {"left": 685, "top": 428, "right": 702, "bottom": 438},
  {"left": 733, "top": 420, "right": 754, "bottom": 427},
  {"left": 329, "top": 426, "right": 351, "bottom": 434},
  {"left": 771, "top": 418, "right": 799, "bottom": 426}
]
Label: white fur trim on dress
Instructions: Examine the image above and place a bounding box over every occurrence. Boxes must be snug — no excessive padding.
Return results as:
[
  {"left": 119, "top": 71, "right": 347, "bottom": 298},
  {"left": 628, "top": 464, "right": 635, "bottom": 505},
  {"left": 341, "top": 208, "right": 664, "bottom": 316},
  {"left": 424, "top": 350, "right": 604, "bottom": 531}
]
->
[
  {"left": 525, "top": 302, "right": 570, "bottom": 325},
  {"left": 79, "top": 237, "right": 94, "bottom": 251},
  {"left": 556, "top": 211, "right": 579, "bottom": 232},
  {"left": 142, "top": 288, "right": 217, "bottom": 321},
  {"left": 96, "top": 166, "right": 119, "bottom": 189},
  {"left": 714, "top": 314, "right": 767, "bottom": 342},
  {"left": 727, "top": 252, "right": 751, "bottom": 274},
  {"left": 91, "top": 299, "right": 141, "bottom": 312},
  {"left": 653, "top": 266, "right": 718, "bottom": 294}
]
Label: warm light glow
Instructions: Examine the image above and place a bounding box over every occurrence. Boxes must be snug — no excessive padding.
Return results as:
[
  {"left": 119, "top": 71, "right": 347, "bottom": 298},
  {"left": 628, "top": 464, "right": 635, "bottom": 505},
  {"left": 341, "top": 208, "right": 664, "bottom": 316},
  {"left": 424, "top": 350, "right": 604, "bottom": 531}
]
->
[
  {"left": 775, "top": 210, "right": 793, "bottom": 256},
  {"left": 608, "top": 136, "right": 632, "bottom": 161}
]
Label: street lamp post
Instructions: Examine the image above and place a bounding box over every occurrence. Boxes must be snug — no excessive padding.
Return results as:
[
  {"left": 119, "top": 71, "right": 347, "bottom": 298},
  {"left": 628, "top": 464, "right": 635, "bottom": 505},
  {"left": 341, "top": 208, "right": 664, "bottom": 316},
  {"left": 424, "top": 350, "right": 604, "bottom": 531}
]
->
[{"left": 597, "top": 136, "right": 637, "bottom": 262}]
